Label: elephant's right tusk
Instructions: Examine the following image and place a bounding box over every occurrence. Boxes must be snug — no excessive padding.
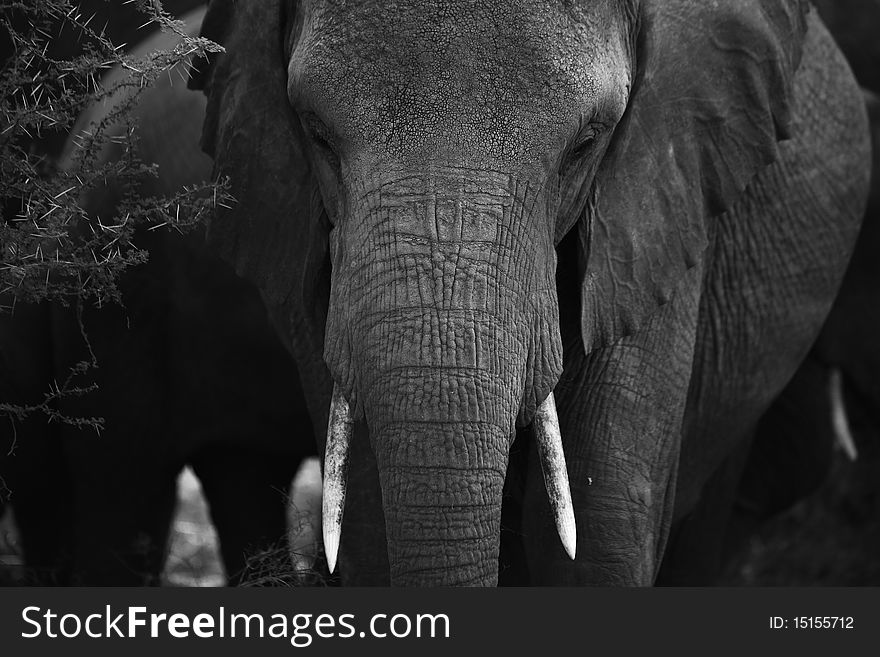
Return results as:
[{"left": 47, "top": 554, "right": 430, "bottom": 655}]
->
[
  {"left": 829, "top": 368, "right": 858, "bottom": 461},
  {"left": 535, "top": 392, "right": 577, "bottom": 560},
  {"left": 322, "top": 384, "right": 353, "bottom": 574}
]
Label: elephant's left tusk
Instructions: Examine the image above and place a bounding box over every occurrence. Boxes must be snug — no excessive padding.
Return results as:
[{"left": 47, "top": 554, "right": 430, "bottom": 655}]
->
[
  {"left": 829, "top": 368, "right": 858, "bottom": 461},
  {"left": 535, "top": 392, "right": 577, "bottom": 560},
  {"left": 322, "top": 384, "right": 353, "bottom": 574}
]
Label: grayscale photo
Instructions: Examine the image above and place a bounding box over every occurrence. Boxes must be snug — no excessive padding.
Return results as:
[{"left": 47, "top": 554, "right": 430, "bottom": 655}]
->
[{"left": 1, "top": 0, "right": 878, "bottom": 595}]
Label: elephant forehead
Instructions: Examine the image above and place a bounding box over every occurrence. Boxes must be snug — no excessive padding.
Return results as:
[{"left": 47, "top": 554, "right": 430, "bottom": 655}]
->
[{"left": 289, "top": 0, "right": 630, "bottom": 163}]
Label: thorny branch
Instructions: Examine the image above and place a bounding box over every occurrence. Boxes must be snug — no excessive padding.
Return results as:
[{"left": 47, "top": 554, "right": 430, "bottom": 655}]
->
[{"left": 0, "top": 1, "right": 229, "bottom": 433}]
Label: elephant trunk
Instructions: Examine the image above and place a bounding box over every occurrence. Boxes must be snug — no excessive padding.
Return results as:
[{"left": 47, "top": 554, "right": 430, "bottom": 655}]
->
[
  {"left": 352, "top": 300, "right": 521, "bottom": 586},
  {"left": 371, "top": 379, "right": 510, "bottom": 586},
  {"left": 322, "top": 168, "right": 568, "bottom": 585}
]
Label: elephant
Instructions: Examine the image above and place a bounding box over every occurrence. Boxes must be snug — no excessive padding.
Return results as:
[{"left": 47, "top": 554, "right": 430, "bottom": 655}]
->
[
  {"left": 712, "top": 0, "right": 880, "bottom": 561},
  {"left": 812, "top": 0, "right": 880, "bottom": 95},
  {"left": 720, "top": 90, "right": 880, "bottom": 560},
  {"left": 0, "top": 6, "right": 317, "bottom": 585},
  {"left": 804, "top": 2, "right": 880, "bottom": 450},
  {"left": 186, "top": 0, "right": 871, "bottom": 586}
]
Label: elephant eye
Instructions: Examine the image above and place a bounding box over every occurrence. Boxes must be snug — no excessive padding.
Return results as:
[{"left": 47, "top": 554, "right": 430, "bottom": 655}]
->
[{"left": 561, "top": 122, "right": 603, "bottom": 176}]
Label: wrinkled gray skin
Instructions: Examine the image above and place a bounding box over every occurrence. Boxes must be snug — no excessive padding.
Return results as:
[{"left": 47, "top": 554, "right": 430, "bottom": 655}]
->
[
  {"left": 192, "top": 0, "right": 871, "bottom": 585},
  {"left": 814, "top": 91, "right": 880, "bottom": 443},
  {"left": 0, "top": 8, "right": 315, "bottom": 585},
  {"left": 809, "top": 2, "right": 880, "bottom": 443},
  {"left": 721, "top": 6, "right": 880, "bottom": 559}
]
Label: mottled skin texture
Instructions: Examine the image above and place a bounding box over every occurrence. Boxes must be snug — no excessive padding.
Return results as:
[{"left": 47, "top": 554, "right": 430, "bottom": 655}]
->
[
  {"left": 703, "top": 5, "right": 880, "bottom": 577},
  {"left": 658, "top": 56, "right": 876, "bottom": 583},
  {"left": 787, "top": 3, "right": 880, "bottom": 445},
  {"left": 815, "top": 91, "right": 880, "bottom": 437},
  {"left": 0, "top": 8, "right": 316, "bottom": 585},
  {"left": 193, "top": 0, "right": 870, "bottom": 585},
  {"left": 717, "top": 95, "right": 880, "bottom": 572}
]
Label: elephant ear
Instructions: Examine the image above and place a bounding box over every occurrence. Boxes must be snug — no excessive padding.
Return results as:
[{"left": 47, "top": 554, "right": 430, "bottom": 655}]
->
[
  {"left": 579, "top": 0, "right": 810, "bottom": 352},
  {"left": 189, "top": 0, "right": 332, "bottom": 411}
]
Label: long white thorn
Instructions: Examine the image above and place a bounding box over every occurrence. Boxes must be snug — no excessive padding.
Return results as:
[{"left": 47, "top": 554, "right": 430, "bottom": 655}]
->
[
  {"left": 534, "top": 392, "right": 577, "bottom": 559},
  {"left": 829, "top": 368, "right": 858, "bottom": 461},
  {"left": 322, "top": 385, "right": 353, "bottom": 573}
]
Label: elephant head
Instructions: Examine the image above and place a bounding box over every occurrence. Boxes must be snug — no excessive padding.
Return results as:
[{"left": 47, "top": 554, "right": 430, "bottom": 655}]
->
[{"left": 190, "top": 0, "right": 812, "bottom": 586}]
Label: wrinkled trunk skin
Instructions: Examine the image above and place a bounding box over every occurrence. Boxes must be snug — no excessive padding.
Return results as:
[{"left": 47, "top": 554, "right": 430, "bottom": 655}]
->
[
  {"left": 371, "top": 374, "right": 512, "bottom": 586},
  {"left": 325, "top": 167, "right": 561, "bottom": 586}
]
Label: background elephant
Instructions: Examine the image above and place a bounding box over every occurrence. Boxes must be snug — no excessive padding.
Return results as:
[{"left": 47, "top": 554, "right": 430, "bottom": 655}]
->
[
  {"left": 0, "top": 5, "right": 317, "bottom": 585},
  {"left": 189, "top": 0, "right": 870, "bottom": 586},
  {"left": 812, "top": 0, "right": 880, "bottom": 93},
  {"left": 807, "top": 1, "right": 880, "bottom": 456},
  {"left": 714, "top": 1, "right": 880, "bottom": 570}
]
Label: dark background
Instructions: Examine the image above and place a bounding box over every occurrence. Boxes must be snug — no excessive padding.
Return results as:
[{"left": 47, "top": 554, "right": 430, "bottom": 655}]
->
[{"left": 1, "top": 0, "right": 878, "bottom": 587}]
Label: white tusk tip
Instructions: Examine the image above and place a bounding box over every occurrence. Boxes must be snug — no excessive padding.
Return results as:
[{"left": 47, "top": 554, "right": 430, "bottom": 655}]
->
[
  {"left": 323, "top": 525, "right": 340, "bottom": 574},
  {"left": 560, "top": 520, "right": 577, "bottom": 560}
]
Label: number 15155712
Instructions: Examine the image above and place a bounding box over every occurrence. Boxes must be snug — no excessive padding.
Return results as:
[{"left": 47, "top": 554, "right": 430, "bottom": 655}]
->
[{"left": 769, "top": 616, "right": 854, "bottom": 630}]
